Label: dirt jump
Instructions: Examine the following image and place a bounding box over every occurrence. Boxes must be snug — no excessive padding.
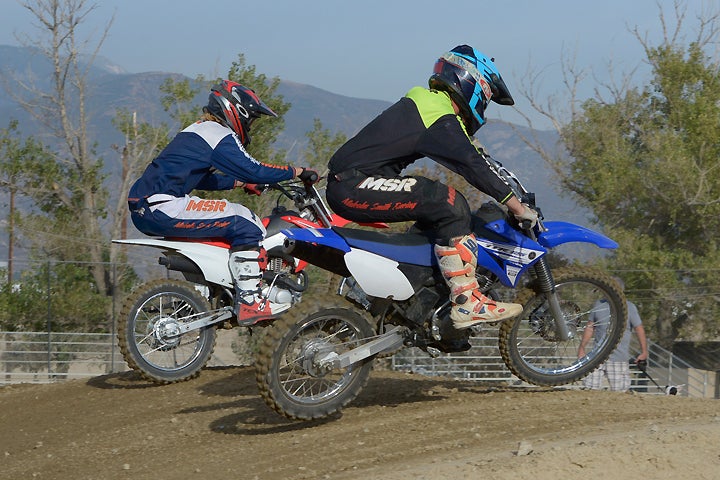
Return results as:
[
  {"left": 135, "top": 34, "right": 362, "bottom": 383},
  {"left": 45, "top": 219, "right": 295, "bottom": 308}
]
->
[{"left": 1, "top": 365, "right": 718, "bottom": 480}]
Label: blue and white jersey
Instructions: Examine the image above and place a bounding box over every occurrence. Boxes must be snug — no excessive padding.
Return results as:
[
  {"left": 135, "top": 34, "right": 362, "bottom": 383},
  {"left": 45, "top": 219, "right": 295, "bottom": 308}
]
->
[{"left": 129, "top": 120, "right": 294, "bottom": 201}]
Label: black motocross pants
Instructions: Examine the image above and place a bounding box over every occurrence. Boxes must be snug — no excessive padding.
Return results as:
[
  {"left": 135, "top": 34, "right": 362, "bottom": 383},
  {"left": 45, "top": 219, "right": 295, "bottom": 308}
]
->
[{"left": 326, "top": 170, "right": 471, "bottom": 245}]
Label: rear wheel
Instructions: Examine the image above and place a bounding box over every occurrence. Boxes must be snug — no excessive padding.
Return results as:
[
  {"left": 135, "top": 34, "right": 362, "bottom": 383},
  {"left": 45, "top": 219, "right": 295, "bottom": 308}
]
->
[
  {"left": 118, "top": 279, "right": 216, "bottom": 384},
  {"left": 499, "top": 268, "right": 627, "bottom": 386},
  {"left": 255, "top": 298, "right": 374, "bottom": 420}
]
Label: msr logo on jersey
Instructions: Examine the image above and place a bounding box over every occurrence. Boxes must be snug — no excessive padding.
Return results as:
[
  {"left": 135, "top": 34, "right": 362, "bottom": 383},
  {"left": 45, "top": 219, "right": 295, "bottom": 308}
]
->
[
  {"left": 357, "top": 177, "right": 417, "bottom": 192},
  {"left": 186, "top": 199, "right": 227, "bottom": 212}
]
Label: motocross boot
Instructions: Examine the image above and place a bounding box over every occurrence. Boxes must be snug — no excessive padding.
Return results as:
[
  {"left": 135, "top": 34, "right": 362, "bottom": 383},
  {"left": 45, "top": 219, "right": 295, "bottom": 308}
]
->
[
  {"left": 434, "top": 234, "right": 522, "bottom": 329},
  {"left": 228, "top": 248, "right": 291, "bottom": 325}
]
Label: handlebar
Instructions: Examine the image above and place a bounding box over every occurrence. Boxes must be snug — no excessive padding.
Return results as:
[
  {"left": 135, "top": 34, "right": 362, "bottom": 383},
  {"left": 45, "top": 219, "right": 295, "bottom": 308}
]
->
[
  {"left": 261, "top": 178, "right": 334, "bottom": 227},
  {"left": 261, "top": 177, "right": 319, "bottom": 199},
  {"left": 487, "top": 153, "right": 547, "bottom": 234}
]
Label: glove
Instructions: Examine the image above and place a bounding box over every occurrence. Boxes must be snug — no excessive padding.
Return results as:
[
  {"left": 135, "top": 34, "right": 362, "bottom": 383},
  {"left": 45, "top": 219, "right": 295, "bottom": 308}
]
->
[
  {"left": 242, "top": 183, "right": 265, "bottom": 196},
  {"left": 514, "top": 204, "right": 538, "bottom": 229},
  {"left": 298, "top": 168, "right": 319, "bottom": 184}
]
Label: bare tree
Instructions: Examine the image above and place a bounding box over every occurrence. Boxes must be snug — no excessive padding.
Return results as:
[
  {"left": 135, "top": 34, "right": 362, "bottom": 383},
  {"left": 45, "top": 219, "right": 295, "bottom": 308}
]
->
[
  {"left": 109, "top": 109, "right": 169, "bottom": 271},
  {"left": 5, "top": 0, "right": 114, "bottom": 294}
]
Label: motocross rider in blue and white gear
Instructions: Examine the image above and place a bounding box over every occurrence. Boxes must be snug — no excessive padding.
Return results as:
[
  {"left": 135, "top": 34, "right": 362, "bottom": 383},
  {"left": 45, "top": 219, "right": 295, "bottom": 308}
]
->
[{"left": 128, "top": 80, "right": 317, "bottom": 322}]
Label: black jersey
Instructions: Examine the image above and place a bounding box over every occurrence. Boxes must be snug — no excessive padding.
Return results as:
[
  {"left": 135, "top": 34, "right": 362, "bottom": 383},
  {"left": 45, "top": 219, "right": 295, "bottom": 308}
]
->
[{"left": 328, "top": 86, "right": 515, "bottom": 205}]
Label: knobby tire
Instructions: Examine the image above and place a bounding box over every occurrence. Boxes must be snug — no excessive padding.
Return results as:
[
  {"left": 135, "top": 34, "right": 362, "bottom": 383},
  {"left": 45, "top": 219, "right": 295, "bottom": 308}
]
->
[
  {"left": 498, "top": 267, "right": 627, "bottom": 386},
  {"left": 118, "top": 279, "right": 216, "bottom": 385},
  {"left": 255, "top": 298, "right": 375, "bottom": 421}
]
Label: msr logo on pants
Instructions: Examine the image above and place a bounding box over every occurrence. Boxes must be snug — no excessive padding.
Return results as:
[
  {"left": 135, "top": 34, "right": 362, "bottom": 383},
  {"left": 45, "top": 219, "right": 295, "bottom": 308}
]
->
[
  {"left": 186, "top": 199, "right": 227, "bottom": 212},
  {"left": 357, "top": 177, "right": 417, "bottom": 192}
]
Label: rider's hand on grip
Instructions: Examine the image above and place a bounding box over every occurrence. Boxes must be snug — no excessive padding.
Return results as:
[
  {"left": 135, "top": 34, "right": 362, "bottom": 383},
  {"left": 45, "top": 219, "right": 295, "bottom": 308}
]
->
[
  {"left": 514, "top": 204, "right": 538, "bottom": 229},
  {"left": 243, "top": 183, "right": 266, "bottom": 196},
  {"left": 298, "top": 168, "right": 319, "bottom": 185}
]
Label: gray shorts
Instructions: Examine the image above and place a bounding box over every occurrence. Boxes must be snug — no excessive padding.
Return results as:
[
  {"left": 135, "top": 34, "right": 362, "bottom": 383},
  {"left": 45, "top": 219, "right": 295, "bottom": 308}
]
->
[{"left": 583, "top": 361, "right": 631, "bottom": 392}]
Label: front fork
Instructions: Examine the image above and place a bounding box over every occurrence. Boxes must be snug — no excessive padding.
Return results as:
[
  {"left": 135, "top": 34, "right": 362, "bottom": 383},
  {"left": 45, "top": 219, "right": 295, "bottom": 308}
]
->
[
  {"left": 531, "top": 256, "right": 571, "bottom": 341},
  {"left": 523, "top": 223, "right": 571, "bottom": 341}
]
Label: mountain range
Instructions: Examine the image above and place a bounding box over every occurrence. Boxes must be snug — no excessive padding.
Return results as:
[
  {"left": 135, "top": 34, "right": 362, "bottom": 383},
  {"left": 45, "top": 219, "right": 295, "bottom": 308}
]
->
[{"left": 0, "top": 45, "right": 593, "bottom": 258}]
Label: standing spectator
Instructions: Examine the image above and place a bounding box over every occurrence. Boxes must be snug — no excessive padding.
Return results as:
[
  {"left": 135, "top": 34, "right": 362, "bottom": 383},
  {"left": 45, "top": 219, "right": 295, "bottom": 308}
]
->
[{"left": 578, "top": 277, "right": 649, "bottom": 392}]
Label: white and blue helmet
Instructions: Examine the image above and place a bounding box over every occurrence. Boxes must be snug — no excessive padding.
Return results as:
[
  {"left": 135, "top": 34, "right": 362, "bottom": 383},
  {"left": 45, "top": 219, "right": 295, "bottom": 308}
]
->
[{"left": 429, "top": 45, "right": 514, "bottom": 133}]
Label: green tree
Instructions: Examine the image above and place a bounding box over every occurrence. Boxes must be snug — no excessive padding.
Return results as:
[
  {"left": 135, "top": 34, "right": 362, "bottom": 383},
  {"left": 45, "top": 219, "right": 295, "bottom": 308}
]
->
[
  {"left": 0, "top": 120, "right": 126, "bottom": 333},
  {"left": 159, "top": 76, "right": 205, "bottom": 131},
  {"left": 546, "top": 3, "right": 720, "bottom": 346},
  {"left": 0, "top": 121, "right": 51, "bottom": 283},
  {"left": 301, "top": 118, "right": 347, "bottom": 172}
]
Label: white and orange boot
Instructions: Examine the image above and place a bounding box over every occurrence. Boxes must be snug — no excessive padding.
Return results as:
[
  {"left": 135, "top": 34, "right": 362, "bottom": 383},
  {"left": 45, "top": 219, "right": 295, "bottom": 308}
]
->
[
  {"left": 434, "top": 234, "right": 522, "bottom": 329},
  {"left": 228, "top": 248, "right": 291, "bottom": 325}
]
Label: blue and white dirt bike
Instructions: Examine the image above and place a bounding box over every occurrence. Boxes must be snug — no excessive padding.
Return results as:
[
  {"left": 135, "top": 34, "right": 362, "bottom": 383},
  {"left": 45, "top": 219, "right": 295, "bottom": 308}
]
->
[{"left": 255, "top": 158, "right": 628, "bottom": 421}]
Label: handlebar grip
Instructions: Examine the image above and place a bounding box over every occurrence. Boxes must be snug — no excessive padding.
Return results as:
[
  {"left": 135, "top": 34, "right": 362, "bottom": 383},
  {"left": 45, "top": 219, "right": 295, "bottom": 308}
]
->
[{"left": 298, "top": 168, "right": 319, "bottom": 185}]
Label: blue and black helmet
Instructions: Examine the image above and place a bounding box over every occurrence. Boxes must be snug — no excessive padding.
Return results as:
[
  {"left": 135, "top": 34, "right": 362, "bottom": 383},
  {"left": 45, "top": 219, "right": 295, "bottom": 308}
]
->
[{"left": 429, "top": 45, "right": 514, "bottom": 133}]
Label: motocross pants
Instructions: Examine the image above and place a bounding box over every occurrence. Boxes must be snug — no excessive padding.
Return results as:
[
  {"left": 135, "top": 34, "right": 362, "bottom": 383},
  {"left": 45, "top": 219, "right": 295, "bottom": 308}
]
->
[
  {"left": 326, "top": 170, "right": 471, "bottom": 244},
  {"left": 128, "top": 194, "right": 266, "bottom": 248}
]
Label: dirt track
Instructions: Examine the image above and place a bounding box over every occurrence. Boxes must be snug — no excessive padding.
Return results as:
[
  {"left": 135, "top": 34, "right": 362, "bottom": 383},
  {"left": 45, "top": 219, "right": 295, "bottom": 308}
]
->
[{"left": 1, "top": 366, "right": 719, "bottom": 480}]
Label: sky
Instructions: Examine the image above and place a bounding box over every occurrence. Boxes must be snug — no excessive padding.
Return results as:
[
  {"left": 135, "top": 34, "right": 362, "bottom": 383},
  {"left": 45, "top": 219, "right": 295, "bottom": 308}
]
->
[{"left": 0, "top": 0, "right": 713, "bottom": 129}]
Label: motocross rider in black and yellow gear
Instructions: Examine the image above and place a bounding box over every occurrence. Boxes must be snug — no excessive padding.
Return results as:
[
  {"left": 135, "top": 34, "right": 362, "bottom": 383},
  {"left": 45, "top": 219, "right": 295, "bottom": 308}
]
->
[{"left": 326, "top": 45, "right": 538, "bottom": 329}]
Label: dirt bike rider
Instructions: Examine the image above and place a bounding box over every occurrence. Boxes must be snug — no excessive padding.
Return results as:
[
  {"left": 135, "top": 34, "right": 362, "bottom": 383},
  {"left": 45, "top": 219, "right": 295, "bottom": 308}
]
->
[
  {"left": 127, "top": 80, "right": 318, "bottom": 323},
  {"left": 326, "top": 45, "right": 538, "bottom": 330}
]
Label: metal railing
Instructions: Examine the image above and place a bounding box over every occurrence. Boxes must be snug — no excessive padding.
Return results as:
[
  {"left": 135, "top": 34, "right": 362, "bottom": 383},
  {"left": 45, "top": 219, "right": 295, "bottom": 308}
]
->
[
  {"left": 0, "top": 331, "right": 127, "bottom": 383},
  {"left": 0, "top": 328, "right": 258, "bottom": 384},
  {"left": 390, "top": 331, "right": 717, "bottom": 398},
  {"left": 1, "top": 327, "right": 716, "bottom": 397},
  {"left": 629, "top": 341, "right": 715, "bottom": 398}
]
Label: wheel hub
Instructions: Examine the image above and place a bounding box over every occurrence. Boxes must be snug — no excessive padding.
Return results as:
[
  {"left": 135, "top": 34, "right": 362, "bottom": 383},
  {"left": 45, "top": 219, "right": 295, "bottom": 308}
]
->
[
  {"left": 149, "top": 316, "right": 182, "bottom": 350},
  {"left": 528, "top": 301, "right": 581, "bottom": 341},
  {"left": 300, "top": 338, "right": 335, "bottom": 378}
]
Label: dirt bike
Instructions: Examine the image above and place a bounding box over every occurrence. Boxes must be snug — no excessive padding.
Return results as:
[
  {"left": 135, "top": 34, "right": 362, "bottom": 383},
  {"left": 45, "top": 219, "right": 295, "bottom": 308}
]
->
[
  {"left": 113, "top": 179, "right": 387, "bottom": 384},
  {"left": 255, "top": 158, "right": 628, "bottom": 421}
]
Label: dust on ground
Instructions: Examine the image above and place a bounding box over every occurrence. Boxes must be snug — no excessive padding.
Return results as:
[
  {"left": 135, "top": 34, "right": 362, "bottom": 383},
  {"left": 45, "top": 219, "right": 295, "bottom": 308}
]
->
[{"left": 1, "top": 366, "right": 719, "bottom": 480}]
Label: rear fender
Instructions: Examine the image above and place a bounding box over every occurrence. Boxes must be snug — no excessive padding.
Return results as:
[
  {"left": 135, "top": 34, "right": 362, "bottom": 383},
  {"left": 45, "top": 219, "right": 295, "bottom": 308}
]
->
[{"left": 113, "top": 238, "right": 232, "bottom": 286}]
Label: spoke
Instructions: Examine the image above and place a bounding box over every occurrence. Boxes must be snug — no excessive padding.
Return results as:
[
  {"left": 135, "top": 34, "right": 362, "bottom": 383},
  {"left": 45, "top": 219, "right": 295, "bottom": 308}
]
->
[
  {"left": 135, "top": 331, "right": 155, "bottom": 346},
  {"left": 277, "top": 317, "right": 362, "bottom": 402}
]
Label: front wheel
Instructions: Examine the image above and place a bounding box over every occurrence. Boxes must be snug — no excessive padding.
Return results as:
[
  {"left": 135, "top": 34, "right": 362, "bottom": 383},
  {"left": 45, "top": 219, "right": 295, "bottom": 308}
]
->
[
  {"left": 118, "top": 279, "right": 216, "bottom": 384},
  {"left": 255, "top": 298, "right": 375, "bottom": 421},
  {"left": 499, "top": 268, "right": 627, "bottom": 386}
]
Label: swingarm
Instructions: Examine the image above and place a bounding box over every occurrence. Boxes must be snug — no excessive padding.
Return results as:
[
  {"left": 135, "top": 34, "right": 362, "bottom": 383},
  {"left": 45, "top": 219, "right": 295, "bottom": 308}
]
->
[{"left": 314, "top": 325, "right": 406, "bottom": 371}]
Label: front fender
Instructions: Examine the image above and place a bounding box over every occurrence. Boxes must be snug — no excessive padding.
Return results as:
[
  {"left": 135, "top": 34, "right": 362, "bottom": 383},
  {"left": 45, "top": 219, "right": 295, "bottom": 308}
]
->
[{"left": 537, "top": 221, "right": 618, "bottom": 250}]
